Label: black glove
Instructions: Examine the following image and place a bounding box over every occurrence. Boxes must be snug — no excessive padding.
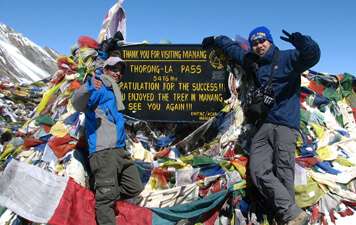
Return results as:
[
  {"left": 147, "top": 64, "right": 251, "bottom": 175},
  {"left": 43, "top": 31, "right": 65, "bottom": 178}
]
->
[
  {"left": 280, "top": 29, "right": 305, "bottom": 49},
  {"left": 202, "top": 36, "right": 216, "bottom": 49}
]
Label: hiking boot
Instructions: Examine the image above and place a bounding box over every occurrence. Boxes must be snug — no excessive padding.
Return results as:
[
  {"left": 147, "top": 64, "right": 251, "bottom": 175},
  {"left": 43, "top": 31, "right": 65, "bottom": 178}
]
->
[{"left": 285, "top": 211, "right": 309, "bottom": 225}]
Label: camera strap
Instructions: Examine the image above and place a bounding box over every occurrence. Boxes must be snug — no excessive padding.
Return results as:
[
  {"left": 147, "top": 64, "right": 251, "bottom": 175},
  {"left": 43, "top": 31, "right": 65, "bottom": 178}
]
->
[{"left": 266, "top": 47, "right": 280, "bottom": 87}]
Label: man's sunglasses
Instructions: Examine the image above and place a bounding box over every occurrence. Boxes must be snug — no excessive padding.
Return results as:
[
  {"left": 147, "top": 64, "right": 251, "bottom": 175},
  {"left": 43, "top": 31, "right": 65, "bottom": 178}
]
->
[{"left": 252, "top": 38, "right": 266, "bottom": 47}]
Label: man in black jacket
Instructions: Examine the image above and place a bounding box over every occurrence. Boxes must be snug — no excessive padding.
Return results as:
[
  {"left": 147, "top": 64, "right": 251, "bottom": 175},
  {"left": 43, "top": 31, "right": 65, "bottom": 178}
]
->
[{"left": 203, "top": 26, "right": 320, "bottom": 225}]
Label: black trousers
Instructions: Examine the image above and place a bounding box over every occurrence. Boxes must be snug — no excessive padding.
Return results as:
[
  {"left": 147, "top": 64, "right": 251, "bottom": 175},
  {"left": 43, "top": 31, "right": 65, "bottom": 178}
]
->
[
  {"left": 248, "top": 123, "right": 302, "bottom": 224},
  {"left": 89, "top": 148, "right": 144, "bottom": 225}
]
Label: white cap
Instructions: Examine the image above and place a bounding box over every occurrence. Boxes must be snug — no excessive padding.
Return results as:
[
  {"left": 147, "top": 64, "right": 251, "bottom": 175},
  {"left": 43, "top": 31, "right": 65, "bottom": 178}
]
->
[{"left": 103, "top": 57, "right": 125, "bottom": 68}]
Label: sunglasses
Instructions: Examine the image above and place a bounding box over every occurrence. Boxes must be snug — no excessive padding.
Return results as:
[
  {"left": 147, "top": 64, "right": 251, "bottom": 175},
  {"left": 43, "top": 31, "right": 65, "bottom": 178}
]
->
[{"left": 252, "top": 38, "right": 267, "bottom": 47}]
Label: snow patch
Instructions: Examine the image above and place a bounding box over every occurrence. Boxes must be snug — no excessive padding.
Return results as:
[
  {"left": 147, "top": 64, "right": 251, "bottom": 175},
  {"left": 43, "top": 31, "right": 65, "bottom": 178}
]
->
[
  {"left": 8, "top": 33, "right": 54, "bottom": 60},
  {"left": 0, "top": 39, "right": 50, "bottom": 83}
]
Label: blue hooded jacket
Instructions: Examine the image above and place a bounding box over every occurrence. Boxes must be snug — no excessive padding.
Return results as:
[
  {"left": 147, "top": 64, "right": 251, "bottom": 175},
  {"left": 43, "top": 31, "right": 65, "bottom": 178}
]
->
[
  {"left": 214, "top": 34, "right": 320, "bottom": 129},
  {"left": 71, "top": 72, "right": 126, "bottom": 154}
]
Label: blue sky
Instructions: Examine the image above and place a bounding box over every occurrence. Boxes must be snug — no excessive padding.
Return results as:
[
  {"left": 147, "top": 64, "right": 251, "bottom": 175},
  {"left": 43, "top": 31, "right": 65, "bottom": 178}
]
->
[{"left": 1, "top": 0, "right": 355, "bottom": 75}]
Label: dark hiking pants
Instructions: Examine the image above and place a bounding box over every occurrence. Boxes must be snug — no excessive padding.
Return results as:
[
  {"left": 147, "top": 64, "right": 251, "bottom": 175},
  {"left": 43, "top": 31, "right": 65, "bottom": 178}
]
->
[
  {"left": 249, "top": 123, "right": 302, "bottom": 223},
  {"left": 89, "top": 148, "right": 144, "bottom": 225}
]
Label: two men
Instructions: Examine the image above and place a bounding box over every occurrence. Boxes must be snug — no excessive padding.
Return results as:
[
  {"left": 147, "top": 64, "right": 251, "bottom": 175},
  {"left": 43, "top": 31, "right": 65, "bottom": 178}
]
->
[
  {"left": 72, "top": 57, "right": 143, "bottom": 225},
  {"left": 71, "top": 25, "right": 320, "bottom": 225},
  {"left": 203, "top": 26, "right": 320, "bottom": 225}
]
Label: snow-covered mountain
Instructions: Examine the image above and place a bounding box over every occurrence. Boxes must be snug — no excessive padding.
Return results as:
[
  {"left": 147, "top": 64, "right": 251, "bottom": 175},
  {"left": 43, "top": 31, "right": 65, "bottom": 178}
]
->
[{"left": 0, "top": 23, "right": 59, "bottom": 84}]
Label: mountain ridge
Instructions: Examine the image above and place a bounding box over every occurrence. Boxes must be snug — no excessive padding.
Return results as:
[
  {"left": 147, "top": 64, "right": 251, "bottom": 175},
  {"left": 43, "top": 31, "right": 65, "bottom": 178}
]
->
[{"left": 0, "top": 23, "right": 59, "bottom": 84}]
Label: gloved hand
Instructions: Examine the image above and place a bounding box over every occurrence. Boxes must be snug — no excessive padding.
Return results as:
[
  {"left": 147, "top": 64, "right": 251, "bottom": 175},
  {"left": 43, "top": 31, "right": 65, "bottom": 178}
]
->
[
  {"left": 202, "top": 36, "right": 216, "bottom": 49},
  {"left": 280, "top": 29, "right": 306, "bottom": 49}
]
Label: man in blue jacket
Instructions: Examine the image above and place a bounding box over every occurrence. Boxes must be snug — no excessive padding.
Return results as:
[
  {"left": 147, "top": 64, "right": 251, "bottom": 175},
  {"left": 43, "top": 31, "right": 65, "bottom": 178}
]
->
[
  {"left": 203, "top": 27, "right": 320, "bottom": 225},
  {"left": 71, "top": 57, "right": 143, "bottom": 225}
]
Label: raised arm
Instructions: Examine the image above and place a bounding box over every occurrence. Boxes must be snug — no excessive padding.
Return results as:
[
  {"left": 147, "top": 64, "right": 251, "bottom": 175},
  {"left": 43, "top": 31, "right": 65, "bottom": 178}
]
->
[
  {"left": 202, "top": 35, "right": 247, "bottom": 65},
  {"left": 280, "top": 30, "right": 321, "bottom": 73},
  {"left": 71, "top": 77, "right": 101, "bottom": 112}
]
